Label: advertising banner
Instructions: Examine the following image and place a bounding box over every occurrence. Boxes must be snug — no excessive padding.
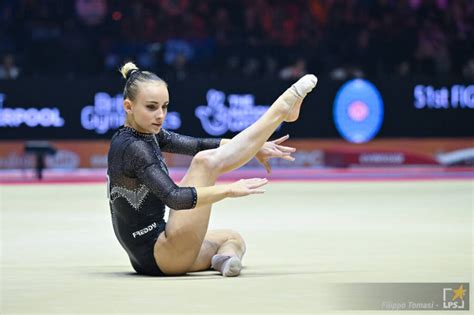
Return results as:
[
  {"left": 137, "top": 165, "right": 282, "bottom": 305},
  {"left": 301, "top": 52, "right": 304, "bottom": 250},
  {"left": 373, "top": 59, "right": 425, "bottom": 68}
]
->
[
  {"left": 1, "top": 77, "right": 473, "bottom": 141},
  {"left": 0, "top": 139, "right": 472, "bottom": 170}
]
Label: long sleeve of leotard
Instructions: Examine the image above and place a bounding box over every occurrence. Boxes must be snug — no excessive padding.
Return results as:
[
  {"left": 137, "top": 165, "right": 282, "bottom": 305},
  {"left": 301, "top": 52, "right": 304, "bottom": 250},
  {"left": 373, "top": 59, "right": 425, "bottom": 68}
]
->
[
  {"left": 122, "top": 140, "right": 197, "bottom": 210},
  {"left": 157, "top": 129, "right": 221, "bottom": 155}
]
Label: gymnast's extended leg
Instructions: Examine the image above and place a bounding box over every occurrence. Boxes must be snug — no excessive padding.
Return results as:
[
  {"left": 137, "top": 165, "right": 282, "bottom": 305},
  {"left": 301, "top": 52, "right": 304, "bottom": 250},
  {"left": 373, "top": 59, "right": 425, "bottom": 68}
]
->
[{"left": 154, "top": 75, "right": 318, "bottom": 275}]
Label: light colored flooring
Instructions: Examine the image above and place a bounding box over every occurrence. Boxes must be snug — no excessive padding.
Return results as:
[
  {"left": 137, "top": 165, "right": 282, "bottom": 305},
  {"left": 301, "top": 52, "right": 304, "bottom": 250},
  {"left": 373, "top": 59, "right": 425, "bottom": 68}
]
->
[{"left": 1, "top": 180, "right": 472, "bottom": 314}]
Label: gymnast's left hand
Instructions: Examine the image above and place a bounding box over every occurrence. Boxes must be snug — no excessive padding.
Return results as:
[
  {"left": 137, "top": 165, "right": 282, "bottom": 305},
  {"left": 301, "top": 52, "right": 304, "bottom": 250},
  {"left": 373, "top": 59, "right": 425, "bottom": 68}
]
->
[{"left": 255, "top": 134, "right": 296, "bottom": 174}]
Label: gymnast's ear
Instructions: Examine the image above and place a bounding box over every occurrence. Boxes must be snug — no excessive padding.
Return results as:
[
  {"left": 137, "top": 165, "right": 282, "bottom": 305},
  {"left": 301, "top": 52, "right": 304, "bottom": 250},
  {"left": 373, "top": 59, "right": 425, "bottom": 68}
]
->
[{"left": 124, "top": 98, "right": 133, "bottom": 114}]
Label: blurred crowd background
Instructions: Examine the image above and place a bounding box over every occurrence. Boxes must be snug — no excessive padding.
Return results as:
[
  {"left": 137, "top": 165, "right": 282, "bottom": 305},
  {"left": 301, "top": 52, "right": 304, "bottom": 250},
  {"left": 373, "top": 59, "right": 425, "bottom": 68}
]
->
[{"left": 1, "top": 0, "right": 473, "bottom": 81}]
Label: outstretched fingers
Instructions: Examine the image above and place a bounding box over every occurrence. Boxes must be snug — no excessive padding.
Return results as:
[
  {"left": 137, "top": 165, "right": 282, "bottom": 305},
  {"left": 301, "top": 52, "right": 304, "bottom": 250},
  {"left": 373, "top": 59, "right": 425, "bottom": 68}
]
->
[
  {"left": 228, "top": 178, "right": 269, "bottom": 197},
  {"left": 272, "top": 135, "right": 296, "bottom": 158},
  {"left": 271, "top": 147, "right": 296, "bottom": 161},
  {"left": 272, "top": 135, "right": 296, "bottom": 152},
  {"left": 279, "top": 154, "right": 296, "bottom": 162},
  {"left": 246, "top": 178, "right": 268, "bottom": 189},
  {"left": 272, "top": 134, "right": 290, "bottom": 144},
  {"left": 275, "top": 144, "right": 296, "bottom": 153}
]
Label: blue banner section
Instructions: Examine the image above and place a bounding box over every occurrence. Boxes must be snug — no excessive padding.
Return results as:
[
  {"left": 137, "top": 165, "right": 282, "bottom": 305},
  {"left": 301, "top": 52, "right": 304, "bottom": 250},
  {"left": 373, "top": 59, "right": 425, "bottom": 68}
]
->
[
  {"left": 333, "top": 79, "right": 384, "bottom": 143},
  {"left": 0, "top": 78, "right": 473, "bottom": 140}
]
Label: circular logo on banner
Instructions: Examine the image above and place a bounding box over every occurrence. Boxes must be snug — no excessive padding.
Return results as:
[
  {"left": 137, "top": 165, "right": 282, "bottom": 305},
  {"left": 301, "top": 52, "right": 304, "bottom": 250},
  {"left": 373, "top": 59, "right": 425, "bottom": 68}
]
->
[{"left": 333, "top": 79, "right": 384, "bottom": 143}]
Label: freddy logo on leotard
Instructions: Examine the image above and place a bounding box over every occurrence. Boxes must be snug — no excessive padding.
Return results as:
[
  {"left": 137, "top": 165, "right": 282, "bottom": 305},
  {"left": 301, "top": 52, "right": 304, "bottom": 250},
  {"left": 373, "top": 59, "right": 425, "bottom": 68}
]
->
[{"left": 132, "top": 222, "right": 158, "bottom": 238}]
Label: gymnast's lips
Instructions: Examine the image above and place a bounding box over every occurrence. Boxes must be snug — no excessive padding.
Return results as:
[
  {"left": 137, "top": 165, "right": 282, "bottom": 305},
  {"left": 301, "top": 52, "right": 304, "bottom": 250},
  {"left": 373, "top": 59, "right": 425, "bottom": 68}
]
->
[{"left": 152, "top": 123, "right": 162, "bottom": 127}]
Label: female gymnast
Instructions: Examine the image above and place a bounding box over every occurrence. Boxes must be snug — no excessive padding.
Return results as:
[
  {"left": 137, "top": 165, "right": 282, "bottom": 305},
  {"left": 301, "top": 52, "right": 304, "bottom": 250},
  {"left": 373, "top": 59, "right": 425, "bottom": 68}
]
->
[{"left": 107, "top": 62, "right": 317, "bottom": 276}]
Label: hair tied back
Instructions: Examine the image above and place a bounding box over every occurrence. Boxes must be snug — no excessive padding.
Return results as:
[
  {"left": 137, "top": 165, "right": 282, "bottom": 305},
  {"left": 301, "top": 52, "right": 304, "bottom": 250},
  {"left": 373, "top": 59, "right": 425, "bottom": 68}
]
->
[
  {"left": 120, "top": 62, "right": 140, "bottom": 80},
  {"left": 126, "top": 69, "right": 140, "bottom": 80}
]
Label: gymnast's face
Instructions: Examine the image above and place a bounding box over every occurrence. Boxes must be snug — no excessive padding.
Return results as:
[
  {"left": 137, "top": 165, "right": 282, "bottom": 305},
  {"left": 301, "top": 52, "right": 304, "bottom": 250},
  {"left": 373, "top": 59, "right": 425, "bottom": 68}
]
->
[{"left": 125, "top": 81, "right": 169, "bottom": 134}]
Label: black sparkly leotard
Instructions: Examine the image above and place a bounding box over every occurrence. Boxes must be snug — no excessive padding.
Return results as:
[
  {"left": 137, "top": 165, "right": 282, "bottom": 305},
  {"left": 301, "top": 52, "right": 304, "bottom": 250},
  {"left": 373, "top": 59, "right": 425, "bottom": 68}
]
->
[{"left": 107, "top": 126, "right": 221, "bottom": 275}]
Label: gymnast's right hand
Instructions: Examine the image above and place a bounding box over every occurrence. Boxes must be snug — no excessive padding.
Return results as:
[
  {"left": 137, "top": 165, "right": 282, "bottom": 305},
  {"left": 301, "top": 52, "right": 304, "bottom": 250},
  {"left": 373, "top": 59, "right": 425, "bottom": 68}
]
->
[{"left": 227, "top": 178, "right": 268, "bottom": 197}]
